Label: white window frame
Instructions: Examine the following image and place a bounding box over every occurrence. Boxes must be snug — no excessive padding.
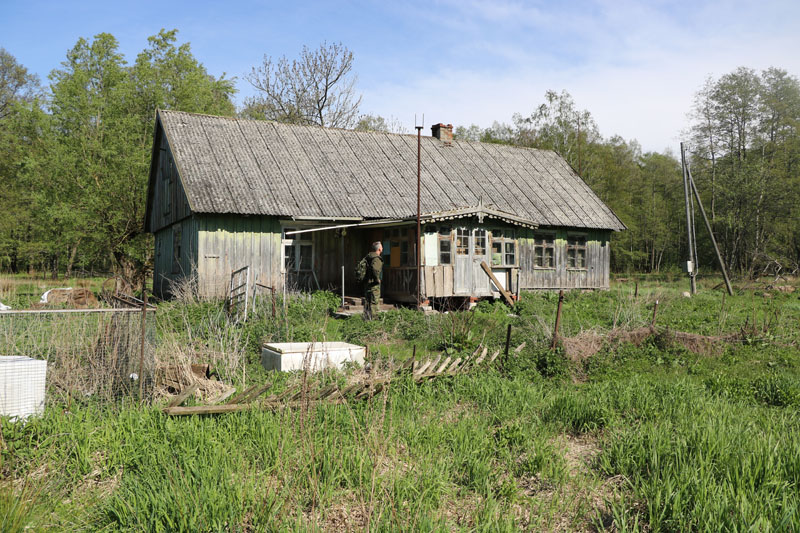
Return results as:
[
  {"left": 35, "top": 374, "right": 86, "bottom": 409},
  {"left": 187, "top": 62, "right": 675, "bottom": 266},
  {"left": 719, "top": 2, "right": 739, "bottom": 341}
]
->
[
  {"left": 281, "top": 226, "right": 314, "bottom": 274},
  {"left": 490, "top": 228, "right": 517, "bottom": 267}
]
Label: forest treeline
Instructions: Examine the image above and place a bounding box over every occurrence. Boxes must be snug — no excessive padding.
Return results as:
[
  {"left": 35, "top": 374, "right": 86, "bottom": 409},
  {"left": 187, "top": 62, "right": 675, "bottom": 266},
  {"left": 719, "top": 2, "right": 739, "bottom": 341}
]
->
[{"left": 1, "top": 31, "right": 798, "bottom": 281}]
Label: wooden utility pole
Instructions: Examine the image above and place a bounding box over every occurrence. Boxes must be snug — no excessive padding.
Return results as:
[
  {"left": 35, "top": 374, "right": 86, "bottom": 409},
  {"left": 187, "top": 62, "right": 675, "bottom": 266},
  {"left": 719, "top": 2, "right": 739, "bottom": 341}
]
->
[
  {"left": 680, "top": 143, "right": 697, "bottom": 295},
  {"left": 416, "top": 121, "right": 423, "bottom": 310},
  {"left": 687, "top": 166, "right": 734, "bottom": 296}
]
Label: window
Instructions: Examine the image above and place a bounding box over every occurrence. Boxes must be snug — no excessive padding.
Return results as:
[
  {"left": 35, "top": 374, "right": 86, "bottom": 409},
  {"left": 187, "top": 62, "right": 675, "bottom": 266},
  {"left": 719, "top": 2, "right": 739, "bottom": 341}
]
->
[
  {"left": 171, "top": 225, "right": 182, "bottom": 274},
  {"left": 283, "top": 228, "right": 313, "bottom": 272},
  {"left": 439, "top": 226, "right": 452, "bottom": 264},
  {"left": 534, "top": 234, "right": 555, "bottom": 268},
  {"left": 505, "top": 242, "right": 516, "bottom": 265},
  {"left": 456, "top": 228, "right": 469, "bottom": 255},
  {"left": 491, "top": 241, "right": 502, "bottom": 265},
  {"left": 491, "top": 228, "right": 517, "bottom": 266},
  {"left": 567, "top": 236, "right": 587, "bottom": 269},
  {"left": 474, "top": 229, "right": 486, "bottom": 256},
  {"left": 384, "top": 227, "right": 414, "bottom": 267}
]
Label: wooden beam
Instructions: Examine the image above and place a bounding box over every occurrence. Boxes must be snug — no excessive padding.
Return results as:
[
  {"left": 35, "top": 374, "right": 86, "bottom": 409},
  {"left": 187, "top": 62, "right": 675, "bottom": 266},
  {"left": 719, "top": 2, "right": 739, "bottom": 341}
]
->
[
  {"left": 164, "top": 403, "right": 252, "bottom": 416},
  {"left": 480, "top": 261, "right": 514, "bottom": 306},
  {"left": 227, "top": 384, "right": 260, "bottom": 405},
  {"left": 240, "top": 383, "right": 273, "bottom": 403},
  {"left": 166, "top": 382, "right": 199, "bottom": 408}
]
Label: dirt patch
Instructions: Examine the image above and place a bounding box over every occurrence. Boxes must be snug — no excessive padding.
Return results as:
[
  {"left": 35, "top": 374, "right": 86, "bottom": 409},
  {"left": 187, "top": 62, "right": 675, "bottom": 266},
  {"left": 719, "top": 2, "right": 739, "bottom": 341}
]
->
[
  {"left": 508, "top": 434, "right": 629, "bottom": 532},
  {"left": 65, "top": 451, "right": 121, "bottom": 503},
  {"left": 438, "top": 489, "right": 482, "bottom": 528},
  {"left": 559, "top": 434, "right": 601, "bottom": 475},
  {"left": 317, "top": 491, "right": 369, "bottom": 532}
]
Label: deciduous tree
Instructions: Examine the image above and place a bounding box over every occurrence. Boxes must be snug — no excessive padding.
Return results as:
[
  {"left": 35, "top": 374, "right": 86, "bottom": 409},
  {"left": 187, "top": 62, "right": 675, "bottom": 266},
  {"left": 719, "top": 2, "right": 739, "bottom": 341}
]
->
[{"left": 244, "top": 42, "right": 362, "bottom": 128}]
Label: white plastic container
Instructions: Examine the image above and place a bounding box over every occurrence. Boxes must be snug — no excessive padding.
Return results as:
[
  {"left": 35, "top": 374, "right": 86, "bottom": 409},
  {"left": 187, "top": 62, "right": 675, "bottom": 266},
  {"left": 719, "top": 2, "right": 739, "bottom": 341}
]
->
[
  {"left": 0, "top": 356, "right": 47, "bottom": 420},
  {"left": 261, "top": 342, "right": 365, "bottom": 372}
]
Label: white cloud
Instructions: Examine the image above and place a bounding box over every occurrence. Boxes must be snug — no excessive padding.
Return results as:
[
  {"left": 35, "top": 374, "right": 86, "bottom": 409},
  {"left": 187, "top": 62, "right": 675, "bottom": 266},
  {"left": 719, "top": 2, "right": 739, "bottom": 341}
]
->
[{"left": 362, "top": 0, "right": 800, "bottom": 153}]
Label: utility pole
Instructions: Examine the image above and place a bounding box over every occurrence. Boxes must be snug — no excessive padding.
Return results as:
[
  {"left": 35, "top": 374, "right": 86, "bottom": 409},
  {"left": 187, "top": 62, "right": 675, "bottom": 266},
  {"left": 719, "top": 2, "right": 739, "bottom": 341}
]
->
[
  {"left": 415, "top": 116, "right": 423, "bottom": 310},
  {"left": 687, "top": 166, "right": 734, "bottom": 296},
  {"left": 680, "top": 143, "right": 697, "bottom": 295}
]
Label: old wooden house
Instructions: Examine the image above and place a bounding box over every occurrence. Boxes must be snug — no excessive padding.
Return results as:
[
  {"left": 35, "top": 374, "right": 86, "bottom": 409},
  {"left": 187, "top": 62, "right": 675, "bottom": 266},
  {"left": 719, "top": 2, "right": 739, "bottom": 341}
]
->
[{"left": 145, "top": 110, "right": 625, "bottom": 302}]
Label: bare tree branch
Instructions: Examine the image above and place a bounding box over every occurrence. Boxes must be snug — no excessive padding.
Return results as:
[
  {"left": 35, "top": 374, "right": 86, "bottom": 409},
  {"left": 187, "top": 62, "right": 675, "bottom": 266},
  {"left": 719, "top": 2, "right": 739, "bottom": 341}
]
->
[{"left": 243, "top": 42, "right": 362, "bottom": 128}]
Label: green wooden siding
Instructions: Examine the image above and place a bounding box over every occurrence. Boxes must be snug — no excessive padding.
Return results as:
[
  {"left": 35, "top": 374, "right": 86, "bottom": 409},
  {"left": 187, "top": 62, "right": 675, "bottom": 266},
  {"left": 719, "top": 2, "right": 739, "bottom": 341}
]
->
[
  {"left": 196, "top": 215, "right": 282, "bottom": 298},
  {"left": 153, "top": 216, "right": 199, "bottom": 298},
  {"left": 518, "top": 227, "right": 610, "bottom": 289}
]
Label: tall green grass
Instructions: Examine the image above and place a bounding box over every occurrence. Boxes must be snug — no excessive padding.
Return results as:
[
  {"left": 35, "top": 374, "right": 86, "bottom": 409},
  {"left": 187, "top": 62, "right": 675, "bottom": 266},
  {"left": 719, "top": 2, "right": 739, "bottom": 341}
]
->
[{"left": 2, "top": 278, "right": 799, "bottom": 530}]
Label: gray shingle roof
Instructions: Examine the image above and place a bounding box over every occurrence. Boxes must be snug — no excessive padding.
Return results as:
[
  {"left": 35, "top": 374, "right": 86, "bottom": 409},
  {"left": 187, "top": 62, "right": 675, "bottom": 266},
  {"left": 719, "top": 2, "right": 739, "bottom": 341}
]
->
[{"left": 157, "top": 110, "right": 625, "bottom": 230}]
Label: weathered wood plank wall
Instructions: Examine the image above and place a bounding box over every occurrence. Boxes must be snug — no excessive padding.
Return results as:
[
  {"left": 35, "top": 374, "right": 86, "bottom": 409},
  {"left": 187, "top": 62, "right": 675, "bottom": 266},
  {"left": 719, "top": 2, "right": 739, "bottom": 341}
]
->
[
  {"left": 518, "top": 227, "right": 610, "bottom": 290},
  {"left": 195, "top": 215, "right": 281, "bottom": 298},
  {"left": 153, "top": 216, "right": 198, "bottom": 298},
  {"left": 149, "top": 130, "right": 192, "bottom": 234}
]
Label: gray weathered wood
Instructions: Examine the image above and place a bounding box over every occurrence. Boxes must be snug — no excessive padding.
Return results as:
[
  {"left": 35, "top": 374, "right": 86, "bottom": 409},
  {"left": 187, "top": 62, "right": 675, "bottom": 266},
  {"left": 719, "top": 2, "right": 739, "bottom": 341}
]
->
[{"left": 166, "top": 382, "right": 199, "bottom": 408}]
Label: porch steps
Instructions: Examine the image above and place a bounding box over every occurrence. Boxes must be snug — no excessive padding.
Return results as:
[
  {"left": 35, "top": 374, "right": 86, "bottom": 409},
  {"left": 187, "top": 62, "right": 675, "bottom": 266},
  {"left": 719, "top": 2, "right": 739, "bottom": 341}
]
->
[{"left": 335, "top": 297, "right": 396, "bottom": 317}]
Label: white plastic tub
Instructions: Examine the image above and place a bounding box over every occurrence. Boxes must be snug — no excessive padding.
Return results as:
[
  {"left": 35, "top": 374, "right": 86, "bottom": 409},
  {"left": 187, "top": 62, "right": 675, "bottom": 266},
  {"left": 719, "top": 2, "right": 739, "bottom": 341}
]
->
[
  {"left": 0, "top": 356, "right": 47, "bottom": 420},
  {"left": 261, "top": 342, "right": 365, "bottom": 372}
]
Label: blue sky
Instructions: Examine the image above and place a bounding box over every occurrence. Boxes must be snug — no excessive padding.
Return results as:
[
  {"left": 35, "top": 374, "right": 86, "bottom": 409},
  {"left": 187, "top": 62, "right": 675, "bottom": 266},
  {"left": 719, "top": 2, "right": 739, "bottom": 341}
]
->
[{"left": 3, "top": 0, "right": 799, "bottom": 152}]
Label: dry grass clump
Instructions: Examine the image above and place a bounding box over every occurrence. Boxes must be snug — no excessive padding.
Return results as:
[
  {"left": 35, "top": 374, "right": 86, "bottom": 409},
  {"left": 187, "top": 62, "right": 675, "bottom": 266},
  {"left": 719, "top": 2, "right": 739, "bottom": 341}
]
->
[{"left": 560, "top": 326, "right": 737, "bottom": 361}]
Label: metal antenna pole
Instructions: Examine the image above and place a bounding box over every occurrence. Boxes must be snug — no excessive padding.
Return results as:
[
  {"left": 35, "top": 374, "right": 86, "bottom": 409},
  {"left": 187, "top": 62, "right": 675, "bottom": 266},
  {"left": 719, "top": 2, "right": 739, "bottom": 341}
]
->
[
  {"left": 415, "top": 116, "right": 423, "bottom": 310},
  {"left": 687, "top": 166, "right": 734, "bottom": 296},
  {"left": 681, "top": 143, "right": 697, "bottom": 295}
]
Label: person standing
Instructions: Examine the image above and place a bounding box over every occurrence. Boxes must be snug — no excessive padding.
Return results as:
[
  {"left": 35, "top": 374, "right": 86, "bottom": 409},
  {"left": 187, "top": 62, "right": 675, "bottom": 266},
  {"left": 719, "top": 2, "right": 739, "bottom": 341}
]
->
[{"left": 363, "top": 241, "right": 383, "bottom": 320}]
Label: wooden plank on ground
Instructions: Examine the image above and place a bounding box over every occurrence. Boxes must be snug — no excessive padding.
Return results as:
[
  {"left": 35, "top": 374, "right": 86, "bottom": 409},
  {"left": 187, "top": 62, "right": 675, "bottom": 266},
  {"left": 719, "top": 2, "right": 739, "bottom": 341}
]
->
[
  {"left": 435, "top": 357, "right": 452, "bottom": 374},
  {"left": 413, "top": 359, "right": 433, "bottom": 376},
  {"left": 166, "top": 382, "right": 199, "bottom": 408},
  {"left": 164, "top": 403, "right": 252, "bottom": 416},
  {"left": 214, "top": 387, "right": 237, "bottom": 405},
  {"left": 228, "top": 384, "right": 260, "bottom": 405},
  {"left": 312, "top": 384, "right": 338, "bottom": 400},
  {"left": 241, "top": 383, "right": 273, "bottom": 403},
  {"left": 446, "top": 358, "right": 463, "bottom": 373}
]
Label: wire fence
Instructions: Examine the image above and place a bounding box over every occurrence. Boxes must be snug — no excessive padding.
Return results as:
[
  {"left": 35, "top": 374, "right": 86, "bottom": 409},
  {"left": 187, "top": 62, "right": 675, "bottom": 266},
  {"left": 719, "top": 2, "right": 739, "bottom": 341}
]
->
[{"left": 0, "top": 308, "right": 156, "bottom": 406}]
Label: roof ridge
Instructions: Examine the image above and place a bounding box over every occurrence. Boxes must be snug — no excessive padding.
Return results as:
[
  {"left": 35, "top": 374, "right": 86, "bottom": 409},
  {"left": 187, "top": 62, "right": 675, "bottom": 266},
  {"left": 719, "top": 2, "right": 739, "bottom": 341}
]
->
[{"left": 157, "top": 109, "right": 552, "bottom": 153}]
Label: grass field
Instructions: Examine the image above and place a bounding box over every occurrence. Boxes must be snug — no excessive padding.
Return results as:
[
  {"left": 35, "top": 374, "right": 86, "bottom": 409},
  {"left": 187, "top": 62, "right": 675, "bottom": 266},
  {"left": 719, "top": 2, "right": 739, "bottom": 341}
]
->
[{"left": 2, "top": 276, "right": 799, "bottom": 531}]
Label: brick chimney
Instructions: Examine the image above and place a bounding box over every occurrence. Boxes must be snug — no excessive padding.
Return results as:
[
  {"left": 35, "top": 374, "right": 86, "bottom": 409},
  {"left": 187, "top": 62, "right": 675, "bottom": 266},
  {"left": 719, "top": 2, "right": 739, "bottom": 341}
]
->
[{"left": 431, "top": 123, "right": 454, "bottom": 145}]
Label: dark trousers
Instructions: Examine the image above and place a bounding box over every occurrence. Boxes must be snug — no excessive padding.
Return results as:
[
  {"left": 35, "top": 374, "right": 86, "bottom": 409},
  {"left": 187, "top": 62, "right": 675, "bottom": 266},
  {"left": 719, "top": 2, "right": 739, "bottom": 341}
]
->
[{"left": 364, "top": 284, "right": 380, "bottom": 320}]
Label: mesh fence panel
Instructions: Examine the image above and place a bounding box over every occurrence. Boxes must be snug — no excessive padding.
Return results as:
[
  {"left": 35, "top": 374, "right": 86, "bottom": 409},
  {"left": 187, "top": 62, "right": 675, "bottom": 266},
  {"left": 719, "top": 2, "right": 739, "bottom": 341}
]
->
[{"left": 0, "top": 309, "right": 156, "bottom": 406}]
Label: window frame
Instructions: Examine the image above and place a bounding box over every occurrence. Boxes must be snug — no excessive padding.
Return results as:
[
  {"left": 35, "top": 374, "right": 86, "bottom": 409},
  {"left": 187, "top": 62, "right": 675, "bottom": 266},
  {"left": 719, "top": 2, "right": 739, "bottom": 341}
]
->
[
  {"left": 384, "top": 226, "right": 416, "bottom": 267},
  {"left": 474, "top": 229, "right": 487, "bottom": 256},
  {"left": 456, "top": 228, "right": 470, "bottom": 256},
  {"left": 566, "top": 234, "right": 587, "bottom": 270},
  {"left": 438, "top": 226, "right": 453, "bottom": 265},
  {"left": 533, "top": 233, "right": 556, "bottom": 269},
  {"left": 490, "top": 228, "right": 517, "bottom": 267},
  {"left": 282, "top": 227, "right": 314, "bottom": 274}
]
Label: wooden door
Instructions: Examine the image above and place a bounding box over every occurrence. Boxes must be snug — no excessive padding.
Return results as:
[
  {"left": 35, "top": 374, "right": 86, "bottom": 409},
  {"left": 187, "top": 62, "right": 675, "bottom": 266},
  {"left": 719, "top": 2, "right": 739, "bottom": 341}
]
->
[
  {"left": 454, "top": 227, "right": 471, "bottom": 294},
  {"left": 471, "top": 228, "right": 491, "bottom": 295}
]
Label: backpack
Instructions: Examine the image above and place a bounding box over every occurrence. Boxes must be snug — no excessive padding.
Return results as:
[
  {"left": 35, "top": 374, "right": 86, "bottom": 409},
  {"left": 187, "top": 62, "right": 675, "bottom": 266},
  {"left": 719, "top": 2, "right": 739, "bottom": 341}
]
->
[{"left": 355, "top": 255, "right": 371, "bottom": 284}]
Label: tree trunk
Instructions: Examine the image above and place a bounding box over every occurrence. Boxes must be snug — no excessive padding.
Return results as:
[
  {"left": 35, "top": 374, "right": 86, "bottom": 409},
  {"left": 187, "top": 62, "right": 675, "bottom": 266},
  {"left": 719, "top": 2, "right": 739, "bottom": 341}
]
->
[{"left": 65, "top": 240, "right": 81, "bottom": 278}]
